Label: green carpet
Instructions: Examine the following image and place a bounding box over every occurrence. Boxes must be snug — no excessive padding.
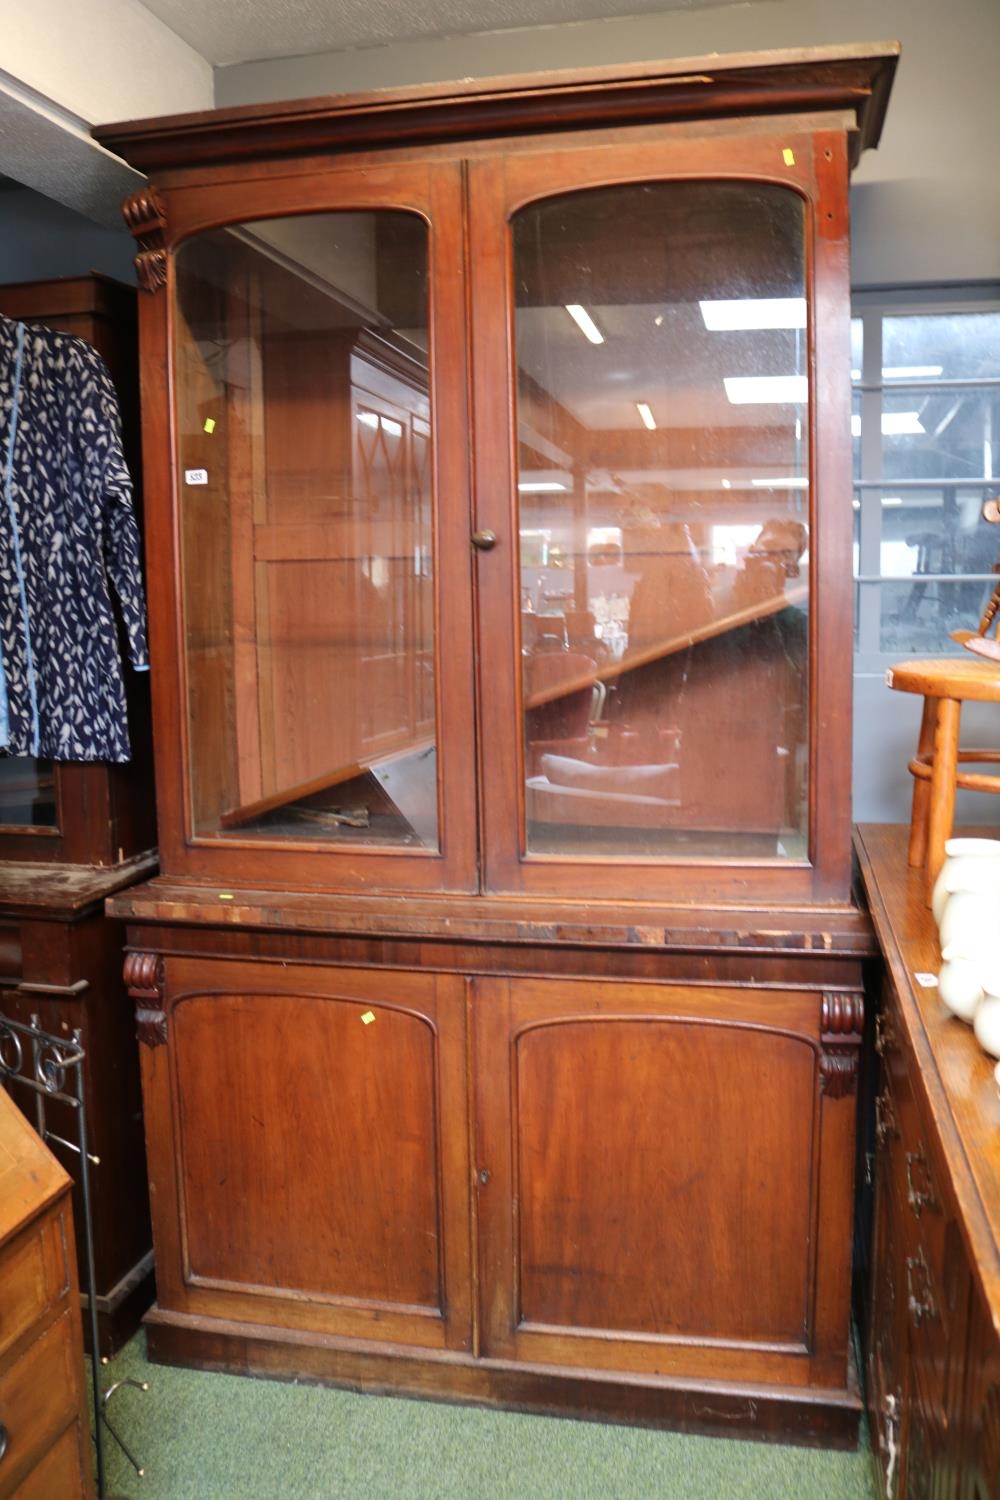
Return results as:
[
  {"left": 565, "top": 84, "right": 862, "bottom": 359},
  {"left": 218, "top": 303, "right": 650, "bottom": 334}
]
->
[{"left": 95, "top": 1333, "right": 877, "bottom": 1500}]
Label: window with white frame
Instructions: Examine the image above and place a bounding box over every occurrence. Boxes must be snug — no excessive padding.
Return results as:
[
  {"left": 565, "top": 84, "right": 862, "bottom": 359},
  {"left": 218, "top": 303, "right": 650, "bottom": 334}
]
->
[{"left": 852, "top": 287, "right": 1000, "bottom": 669}]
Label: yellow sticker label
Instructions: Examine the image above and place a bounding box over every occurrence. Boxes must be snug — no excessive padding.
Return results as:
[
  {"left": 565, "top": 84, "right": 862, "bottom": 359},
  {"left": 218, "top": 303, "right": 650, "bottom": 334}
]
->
[
  {"left": 782, "top": 148, "right": 796, "bottom": 166},
  {"left": 203, "top": 417, "right": 216, "bottom": 434},
  {"left": 361, "top": 1011, "right": 376, "bottom": 1025}
]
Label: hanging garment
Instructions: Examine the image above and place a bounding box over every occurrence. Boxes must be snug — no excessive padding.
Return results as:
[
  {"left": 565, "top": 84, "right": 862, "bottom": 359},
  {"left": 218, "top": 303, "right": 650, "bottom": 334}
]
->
[{"left": 0, "top": 315, "right": 148, "bottom": 762}]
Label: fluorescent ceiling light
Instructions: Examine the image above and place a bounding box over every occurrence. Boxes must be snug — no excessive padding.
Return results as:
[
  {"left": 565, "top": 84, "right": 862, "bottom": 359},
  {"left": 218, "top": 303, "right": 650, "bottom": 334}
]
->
[
  {"left": 750, "top": 477, "right": 809, "bottom": 489},
  {"left": 724, "top": 376, "right": 808, "bottom": 405},
  {"left": 518, "top": 481, "right": 568, "bottom": 492},
  {"left": 700, "top": 298, "right": 807, "bottom": 331},
  {"left": 565, "top": 304, "right": 604, "bottom": 345},
  {"left": 636, "top": 402, "right": 657, "bottom": 430},
  {"left": 851, "top": 412, "right": 926, "bottom": 437}
]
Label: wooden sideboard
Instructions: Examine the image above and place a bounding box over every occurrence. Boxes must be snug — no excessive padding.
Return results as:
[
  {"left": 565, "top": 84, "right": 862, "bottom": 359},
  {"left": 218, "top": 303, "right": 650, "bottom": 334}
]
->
[
  {"left": 0, "top": 275, "right": 157, "bottom": 1354},
  {"left": 0, "top": 1086, "right": 94, "bottom": 1499},
  {"left": 855, "top": 824, "right": 1000, "bottom": 1500},
  {"left": 0, "top": 857, "right": 157, "bottom": 1357}
]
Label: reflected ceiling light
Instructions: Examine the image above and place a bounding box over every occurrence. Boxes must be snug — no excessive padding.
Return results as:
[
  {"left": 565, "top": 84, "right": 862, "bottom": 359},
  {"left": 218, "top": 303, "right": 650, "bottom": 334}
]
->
[
  {"left": 701, "top": 298, "right": 807, "bottom": 331},
  {"left": 850, "top": 412, "right": 926, "bottom": 436},
  {"left": 851, "top": 369, "right": 862, "bottom": 380},
  {"left": 518, "top": 481, "right": 568, "bottom": 492},
  {"left": 882, "top": 497, "right": 903, "bottom": 506},
  {"left": 721, "top": 479, "right": 732, "bottom": 489},
  {"left": 636, "top": 403, "right": 657, "bottom": 430},
  {"left": 882, "top": 365, "right": 943, "bottom": 379},
  {"left": 750, "top": 477, "right": 809, "bottom": 489},
  {"left": 565, "top": 304, "right": 604, "bottom": 344},
  {"left": 724, "top": 375, "right": 808, "bottom": 404}
]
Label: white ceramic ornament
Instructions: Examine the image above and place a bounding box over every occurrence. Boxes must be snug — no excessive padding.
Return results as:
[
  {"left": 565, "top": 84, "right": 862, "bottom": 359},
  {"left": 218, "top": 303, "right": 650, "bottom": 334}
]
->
[
  {"left": 973, "top": 996, "right": 1000, "bottom": 1059},
  {"left": 931, "top": 837, "right": 1000, "bottom": 928},
  {"left": 938, "top": 887, "right": 1000, "bottom": 953},
  {"left": 937, "top": 951, "right": 985, "bottom": 1022}
]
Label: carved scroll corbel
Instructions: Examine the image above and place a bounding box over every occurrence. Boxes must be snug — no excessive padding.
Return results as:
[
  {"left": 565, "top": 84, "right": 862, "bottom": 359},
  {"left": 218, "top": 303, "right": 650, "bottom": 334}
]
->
[
  {"left": 122, "top": 186, "right": 168, "bottom": 293},
  {"left": 820, "top": 992, "right": 865, "bottom": 1098},
  {"left": 124, "top": 951, "right": 167, "bottom": 1048}
]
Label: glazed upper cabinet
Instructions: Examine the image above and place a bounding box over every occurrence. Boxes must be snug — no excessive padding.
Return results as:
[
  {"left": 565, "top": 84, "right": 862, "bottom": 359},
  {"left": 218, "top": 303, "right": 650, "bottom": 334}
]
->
[{"left": 101, "top": 46, "right": 897, "bottom": 906}]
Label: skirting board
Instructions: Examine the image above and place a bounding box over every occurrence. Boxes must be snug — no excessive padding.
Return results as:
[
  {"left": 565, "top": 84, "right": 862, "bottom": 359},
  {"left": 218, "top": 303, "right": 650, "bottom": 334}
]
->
[{"left": 143, "top": 1306, "right": 862, "bottom": 1450}]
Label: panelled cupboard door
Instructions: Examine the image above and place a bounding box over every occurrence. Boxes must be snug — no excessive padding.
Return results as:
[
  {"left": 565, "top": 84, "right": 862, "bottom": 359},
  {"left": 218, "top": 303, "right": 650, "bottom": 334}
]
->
[
  {"left": 153, "top": 161, "right": 479, "bottom": 892},
  {"left": 867, "top": 1117, "right": 907, "bottom": 1500},
  {"left": 473, "top": 976, "right": 856, "bottom": 1387},
  {"left": 148, "top": 958, "right": 473, "bottom": 1350},
  {"left": 468, "top": 126, "right": 854, "bottom": 903},
  {"left": 961, "top": 1283, "right": 1000, "bottom": 1500}
]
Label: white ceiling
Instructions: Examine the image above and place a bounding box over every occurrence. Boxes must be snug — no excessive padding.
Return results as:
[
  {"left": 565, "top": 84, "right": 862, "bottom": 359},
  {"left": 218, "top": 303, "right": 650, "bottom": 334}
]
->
[{"left": 139, "top": 0, "right": 741, "bottom": 69}]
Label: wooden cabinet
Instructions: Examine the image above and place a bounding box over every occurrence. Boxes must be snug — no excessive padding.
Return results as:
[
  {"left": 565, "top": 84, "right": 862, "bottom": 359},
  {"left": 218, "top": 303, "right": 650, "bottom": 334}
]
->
[
  {"left": 0, "top": 1087, "right": 94, "bottom": 1498},
  {"left": 856, "top": 825, "right": 1000, "bottom": 1500},
  {"left": 0, "top": 276, "right": 157, "bottom": 1354},
  {"left": 99, "top": 45, "right": 898, "bottom": 1443},
  {"left": 0, "top": 276, "right": 157, "bottom": 1355}
]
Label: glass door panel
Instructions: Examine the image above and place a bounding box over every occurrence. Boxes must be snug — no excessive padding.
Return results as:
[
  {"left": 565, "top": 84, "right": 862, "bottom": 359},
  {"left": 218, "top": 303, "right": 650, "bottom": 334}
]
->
[
  {"left": 511, "top": 181, "right": 810, "bottom": 862},
  {"left": 174, "top": 212, "right": 441, "bottom": 852}
]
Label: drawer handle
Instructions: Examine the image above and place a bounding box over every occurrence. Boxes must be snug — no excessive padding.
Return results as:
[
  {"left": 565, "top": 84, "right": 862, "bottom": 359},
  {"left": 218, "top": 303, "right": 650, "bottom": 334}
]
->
[
  {"left": 881, "top": 1393, "right": 900, "bottom": 1500},
  {"left": 874, "top": 1011, "right": 895, "bottom": 1057},
  {"left": 906, "top": 1248, "right": 939, "bottom": 1327},
  {"left": 875, "top": 1089, "right": 898, "bottom": 1146},
  {"left": 906, "top": 1149, "right": 938, "bottom": 1218},
  {"left": 0, "top": 1422, "right": 7, "bottom": 1462}
]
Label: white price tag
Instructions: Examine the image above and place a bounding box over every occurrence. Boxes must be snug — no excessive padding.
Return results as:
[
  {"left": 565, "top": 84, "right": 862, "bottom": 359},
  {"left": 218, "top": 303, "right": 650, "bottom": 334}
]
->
[
  {"left": 185, "top": 468, "right": 209, "bottom": 486},
  {"left": 914, "top": 971, "right": 938, "bottom": 988}
]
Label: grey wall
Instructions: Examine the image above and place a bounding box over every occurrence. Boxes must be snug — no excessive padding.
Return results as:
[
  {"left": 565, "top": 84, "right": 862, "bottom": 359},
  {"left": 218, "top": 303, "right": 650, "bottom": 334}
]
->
[
  {"left": 0, "top": 183, "right": 136, "bottom": 285},
  {"left": 216, "top": 0, "right": 1000, "bottom": 288}
]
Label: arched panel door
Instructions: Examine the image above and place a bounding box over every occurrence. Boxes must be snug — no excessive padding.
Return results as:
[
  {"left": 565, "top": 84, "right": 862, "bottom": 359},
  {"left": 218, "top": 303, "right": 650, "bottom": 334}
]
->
[
  {"left": 473, "top": 974, "right": 855, "bottom": 1390},
  {"left": 149, "top": 956, "right": 474, "bottom": 1352}
]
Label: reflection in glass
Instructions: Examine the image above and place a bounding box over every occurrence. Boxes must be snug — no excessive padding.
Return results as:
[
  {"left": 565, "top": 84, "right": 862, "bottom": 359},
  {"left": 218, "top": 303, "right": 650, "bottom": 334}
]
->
[
  {"left": 174, "top": 213, "right": 438, "bottom": 847},
  {"left": 513, "top": 182, "right": 810, "bottom": 860},
  {"left": 0, "top": 759, "right": 56, "bottom": 827}
]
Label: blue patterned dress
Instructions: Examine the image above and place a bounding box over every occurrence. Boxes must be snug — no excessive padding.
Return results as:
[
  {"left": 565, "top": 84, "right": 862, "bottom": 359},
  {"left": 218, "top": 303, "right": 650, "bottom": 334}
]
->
[{"left": 0, "top": 315, "right": 148, "bottom": 762}]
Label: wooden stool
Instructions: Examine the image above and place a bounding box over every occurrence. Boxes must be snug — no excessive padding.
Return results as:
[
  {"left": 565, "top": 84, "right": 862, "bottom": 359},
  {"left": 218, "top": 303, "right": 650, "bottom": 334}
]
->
[{"left": 887, "top": 656, "right": 1000, "bottom": 901}]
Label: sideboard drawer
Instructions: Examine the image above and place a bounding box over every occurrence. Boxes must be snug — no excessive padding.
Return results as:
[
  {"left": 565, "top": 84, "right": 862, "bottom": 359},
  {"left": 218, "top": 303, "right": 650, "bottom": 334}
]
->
[
  {"left": 0, "top": 1215, "right": 68, "bottom": 1364},
  {"left": 0, "top": 1311, "right": 77, "bottom": 1496}
]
